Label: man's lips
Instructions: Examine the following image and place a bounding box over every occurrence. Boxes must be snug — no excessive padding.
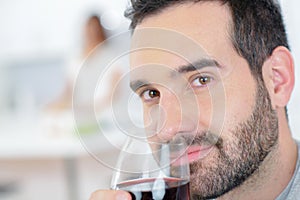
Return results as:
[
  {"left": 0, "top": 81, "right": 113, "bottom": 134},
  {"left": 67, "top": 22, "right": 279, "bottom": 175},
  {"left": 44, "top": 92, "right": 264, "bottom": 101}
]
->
[{"left": 187, "top": 145, "right": 213, "bottom": 163}]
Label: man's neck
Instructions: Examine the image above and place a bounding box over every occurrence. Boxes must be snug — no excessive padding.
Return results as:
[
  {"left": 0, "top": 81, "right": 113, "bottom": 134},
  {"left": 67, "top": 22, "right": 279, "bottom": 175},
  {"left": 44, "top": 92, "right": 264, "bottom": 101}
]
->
[{"left": 219, "top": 114, "right": 298, "bottom": 200}]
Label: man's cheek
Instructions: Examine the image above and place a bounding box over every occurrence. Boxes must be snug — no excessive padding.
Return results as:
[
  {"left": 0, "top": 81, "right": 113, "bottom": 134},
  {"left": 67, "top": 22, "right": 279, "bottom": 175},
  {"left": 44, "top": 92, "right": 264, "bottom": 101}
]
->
[{"left": 143, "top": 107, "right": 157, "bottom": 136}]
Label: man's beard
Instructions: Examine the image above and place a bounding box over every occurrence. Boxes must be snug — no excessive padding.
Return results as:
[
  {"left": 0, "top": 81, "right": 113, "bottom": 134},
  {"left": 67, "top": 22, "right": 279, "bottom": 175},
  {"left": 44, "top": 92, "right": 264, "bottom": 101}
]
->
[{"left": 189, "top": 79, "right": 279, "bottom": 199}]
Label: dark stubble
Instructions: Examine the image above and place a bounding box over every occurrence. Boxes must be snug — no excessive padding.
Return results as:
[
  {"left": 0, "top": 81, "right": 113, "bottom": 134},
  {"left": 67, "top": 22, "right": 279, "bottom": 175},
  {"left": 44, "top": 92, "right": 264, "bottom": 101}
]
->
[{"left": 189, "top": 79, "right": 279, "bottom": 199}]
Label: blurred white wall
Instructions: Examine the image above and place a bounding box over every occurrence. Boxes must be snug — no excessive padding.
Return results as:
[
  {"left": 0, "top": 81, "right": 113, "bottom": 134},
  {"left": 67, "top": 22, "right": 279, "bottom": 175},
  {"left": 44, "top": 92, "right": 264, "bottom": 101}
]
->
[{"left": 0, "top": 0, "right": 129, "bottom": 60}]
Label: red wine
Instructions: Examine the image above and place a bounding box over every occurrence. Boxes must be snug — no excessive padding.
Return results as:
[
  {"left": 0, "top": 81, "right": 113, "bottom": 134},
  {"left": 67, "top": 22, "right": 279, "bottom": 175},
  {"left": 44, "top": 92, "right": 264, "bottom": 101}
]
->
[{"left": 116, "top": 177, "right": 190, "bottom": 200}]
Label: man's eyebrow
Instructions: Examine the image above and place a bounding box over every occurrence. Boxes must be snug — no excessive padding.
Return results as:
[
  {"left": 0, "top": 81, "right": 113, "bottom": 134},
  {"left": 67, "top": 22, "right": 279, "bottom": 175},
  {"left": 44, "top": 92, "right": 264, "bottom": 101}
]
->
[
  {"left": 177, "top": 58, "right": 222, "bottom": 73},
  {"left": 130, "top": 79, "right": 149, "bottom": 92},
  {"left": 130, "top": 59, "right": 221, "bottom": 92}
]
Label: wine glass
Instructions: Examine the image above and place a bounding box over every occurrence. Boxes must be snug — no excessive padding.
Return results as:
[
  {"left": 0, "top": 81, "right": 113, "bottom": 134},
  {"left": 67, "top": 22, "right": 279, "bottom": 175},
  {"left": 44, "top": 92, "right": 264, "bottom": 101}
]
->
[{"left": 111, "top": 136, "right": 190, "bottom": 200}]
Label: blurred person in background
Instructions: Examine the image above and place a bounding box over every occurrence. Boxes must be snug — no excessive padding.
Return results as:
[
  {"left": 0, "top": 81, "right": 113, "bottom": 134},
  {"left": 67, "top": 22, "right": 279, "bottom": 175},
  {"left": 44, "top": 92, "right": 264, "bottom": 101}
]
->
[
  {"left": 48, "top": 14, "right": 123, "bottom": 113},
  {"left": 44, "top": 14, "right": 126, "bottom": 137}
]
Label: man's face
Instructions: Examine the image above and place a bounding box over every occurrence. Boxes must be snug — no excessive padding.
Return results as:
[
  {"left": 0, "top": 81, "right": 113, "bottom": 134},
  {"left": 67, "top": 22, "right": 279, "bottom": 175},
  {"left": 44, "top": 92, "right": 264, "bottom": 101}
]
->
[{"left": 129, "top": 2, "right": 278, "bottom": 199}]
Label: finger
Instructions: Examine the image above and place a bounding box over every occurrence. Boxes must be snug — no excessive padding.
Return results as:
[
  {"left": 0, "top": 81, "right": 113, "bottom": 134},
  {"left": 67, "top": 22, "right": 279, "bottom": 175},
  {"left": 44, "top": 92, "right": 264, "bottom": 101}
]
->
[{"left": 89, "top": 190, "right": 131, "bottom": 200}]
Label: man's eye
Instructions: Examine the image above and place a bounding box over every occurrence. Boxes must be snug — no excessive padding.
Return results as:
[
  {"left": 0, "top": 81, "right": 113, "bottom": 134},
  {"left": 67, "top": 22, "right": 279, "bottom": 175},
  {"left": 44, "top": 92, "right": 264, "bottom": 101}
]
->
[
  {"left": 191, "top": 76, "right": 212, "bottom": 87},
  {"left": 141, "top": 89, "right": 160, "bottom": 101}
]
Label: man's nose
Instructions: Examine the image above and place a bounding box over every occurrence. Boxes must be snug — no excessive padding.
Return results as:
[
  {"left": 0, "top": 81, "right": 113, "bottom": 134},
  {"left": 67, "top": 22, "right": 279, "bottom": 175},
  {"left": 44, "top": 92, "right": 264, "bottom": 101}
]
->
[{"left": 155, "top": 91, "right": 197, "bottom": 141}]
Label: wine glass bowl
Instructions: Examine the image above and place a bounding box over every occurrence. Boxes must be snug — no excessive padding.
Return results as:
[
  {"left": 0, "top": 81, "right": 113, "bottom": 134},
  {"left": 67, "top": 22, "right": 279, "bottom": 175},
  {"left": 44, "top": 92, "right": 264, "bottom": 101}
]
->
[{"left": 111, "top": 136, "right": 190, "bottom": 200}]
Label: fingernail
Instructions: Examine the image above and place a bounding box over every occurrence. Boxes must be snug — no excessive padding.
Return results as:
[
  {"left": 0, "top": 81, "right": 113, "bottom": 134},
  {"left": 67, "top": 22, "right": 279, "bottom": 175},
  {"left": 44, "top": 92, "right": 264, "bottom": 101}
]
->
[{"left": 116, "top": 191, "right": 130, "bottom": 200}]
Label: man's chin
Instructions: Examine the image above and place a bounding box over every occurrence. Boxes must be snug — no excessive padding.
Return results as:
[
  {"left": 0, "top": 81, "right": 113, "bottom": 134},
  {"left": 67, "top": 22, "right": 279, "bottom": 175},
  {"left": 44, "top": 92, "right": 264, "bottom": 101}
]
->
[{"left": 189, "top": 148, "right": 226, "bottom": 199}]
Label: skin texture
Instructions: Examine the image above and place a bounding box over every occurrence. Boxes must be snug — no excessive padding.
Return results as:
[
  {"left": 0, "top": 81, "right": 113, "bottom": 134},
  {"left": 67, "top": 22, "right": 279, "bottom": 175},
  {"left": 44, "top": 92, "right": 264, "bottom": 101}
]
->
[{"left": 90, "top": 2, "right": 297, "bottom": 200}]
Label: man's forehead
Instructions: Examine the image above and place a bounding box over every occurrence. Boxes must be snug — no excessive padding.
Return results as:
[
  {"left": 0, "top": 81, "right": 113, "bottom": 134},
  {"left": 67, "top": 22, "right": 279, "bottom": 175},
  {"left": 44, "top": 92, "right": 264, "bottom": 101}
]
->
[
  {"left": 133, "top": 1, "right": 230, "bottom": 32},
  {"left": 129, "top": 1, "right": 232, "bottom": 70},
  {"left": 130, "top": 49, "right": 191, "bottom": 70}
]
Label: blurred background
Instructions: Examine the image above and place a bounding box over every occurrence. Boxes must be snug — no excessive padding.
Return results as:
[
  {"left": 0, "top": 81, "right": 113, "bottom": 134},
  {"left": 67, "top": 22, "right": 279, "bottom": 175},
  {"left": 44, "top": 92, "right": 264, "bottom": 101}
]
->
[{"left": 0, "top": 0, "right": 299, "bottom": 200}]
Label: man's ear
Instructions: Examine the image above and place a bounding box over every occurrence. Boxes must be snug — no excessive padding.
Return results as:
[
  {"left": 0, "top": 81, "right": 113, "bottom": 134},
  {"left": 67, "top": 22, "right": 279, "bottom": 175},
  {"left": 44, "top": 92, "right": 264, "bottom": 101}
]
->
[{"left": 262, "top": 46, "right": 295, "bottom": 108}]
